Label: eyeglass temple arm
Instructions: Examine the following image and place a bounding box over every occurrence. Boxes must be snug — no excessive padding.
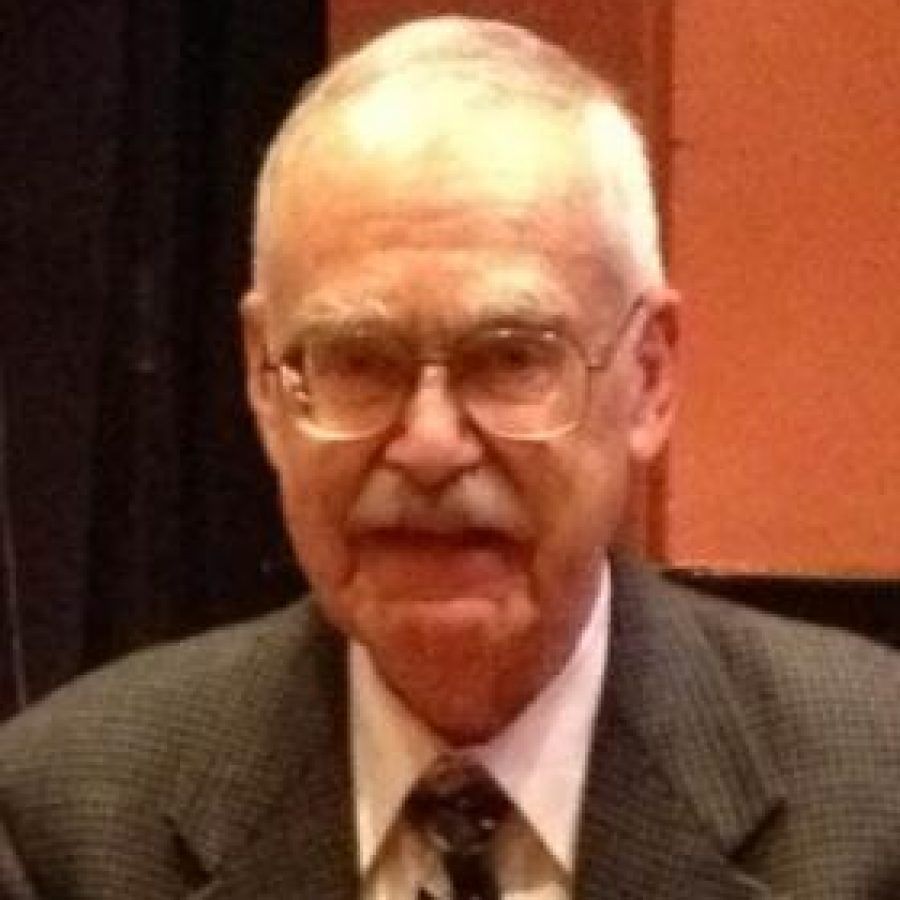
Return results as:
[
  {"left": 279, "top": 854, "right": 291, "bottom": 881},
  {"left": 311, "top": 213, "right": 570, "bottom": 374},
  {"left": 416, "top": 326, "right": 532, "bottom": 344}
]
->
[{"left": 585, "top": 296, "right": 648, "bottom": 371}]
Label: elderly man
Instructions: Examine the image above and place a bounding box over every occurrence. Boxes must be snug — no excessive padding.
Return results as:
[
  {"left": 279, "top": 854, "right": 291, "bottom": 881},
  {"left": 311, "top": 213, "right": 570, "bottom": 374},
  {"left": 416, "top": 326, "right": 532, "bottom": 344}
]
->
[{"left": 1, "top": 17, "right": 898, "bottom": 900}]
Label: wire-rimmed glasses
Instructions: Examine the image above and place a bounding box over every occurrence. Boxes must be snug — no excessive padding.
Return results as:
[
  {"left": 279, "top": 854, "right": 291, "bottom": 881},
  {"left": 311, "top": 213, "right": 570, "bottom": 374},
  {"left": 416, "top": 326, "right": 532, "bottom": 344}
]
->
[{"left": 263, "top": 297, "right": 645, "bottom": 443}]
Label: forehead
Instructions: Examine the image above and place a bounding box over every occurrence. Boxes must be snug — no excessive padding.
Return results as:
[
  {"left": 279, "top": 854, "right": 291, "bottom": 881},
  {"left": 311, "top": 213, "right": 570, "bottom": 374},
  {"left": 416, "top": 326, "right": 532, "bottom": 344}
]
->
[{"left": 262, "top": 95, "right": 620, "bottom": 340}]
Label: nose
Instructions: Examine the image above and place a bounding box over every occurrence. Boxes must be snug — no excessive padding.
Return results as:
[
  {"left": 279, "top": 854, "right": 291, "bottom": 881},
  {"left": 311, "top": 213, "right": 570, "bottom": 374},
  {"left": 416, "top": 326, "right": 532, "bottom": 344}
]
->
[{"left": 382, "top": 365, "right": 484, "bottom": 488}]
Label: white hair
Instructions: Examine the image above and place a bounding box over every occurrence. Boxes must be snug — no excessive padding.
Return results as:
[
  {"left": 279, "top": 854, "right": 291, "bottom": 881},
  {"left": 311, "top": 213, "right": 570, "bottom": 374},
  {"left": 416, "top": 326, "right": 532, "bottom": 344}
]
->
[{"left": 252, "top": 16, "right": 664, "bottom": 300}]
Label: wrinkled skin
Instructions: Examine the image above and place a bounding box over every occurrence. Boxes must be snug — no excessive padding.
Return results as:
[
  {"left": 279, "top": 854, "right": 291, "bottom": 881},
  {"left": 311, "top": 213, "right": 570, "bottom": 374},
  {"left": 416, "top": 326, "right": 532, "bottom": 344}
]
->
[{"left": 244, "top": 95, "right": 679, "bottom": 743}]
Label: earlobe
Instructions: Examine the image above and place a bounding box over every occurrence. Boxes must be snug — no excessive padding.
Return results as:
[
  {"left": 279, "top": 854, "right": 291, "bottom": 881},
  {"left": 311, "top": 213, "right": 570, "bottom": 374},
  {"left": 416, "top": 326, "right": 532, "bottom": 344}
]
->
[{"left": 627, "top": 287, "right": 681, "bottom": 462}]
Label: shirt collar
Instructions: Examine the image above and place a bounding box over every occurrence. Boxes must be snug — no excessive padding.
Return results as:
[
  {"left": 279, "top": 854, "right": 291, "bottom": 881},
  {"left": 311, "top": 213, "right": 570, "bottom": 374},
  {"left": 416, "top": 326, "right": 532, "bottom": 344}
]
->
[{"left": 350, "top": 559, "right": 611, "bottom": 874}]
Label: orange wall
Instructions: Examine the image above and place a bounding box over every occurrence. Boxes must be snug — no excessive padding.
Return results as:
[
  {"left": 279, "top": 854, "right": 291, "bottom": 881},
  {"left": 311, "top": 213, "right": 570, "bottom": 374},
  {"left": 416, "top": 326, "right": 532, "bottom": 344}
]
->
[
  {"left": 328, "top": 1, "right": 900, "bottom": 576},
  {"left": 666, "top": 0, "right": 900, "bottom": 575}
]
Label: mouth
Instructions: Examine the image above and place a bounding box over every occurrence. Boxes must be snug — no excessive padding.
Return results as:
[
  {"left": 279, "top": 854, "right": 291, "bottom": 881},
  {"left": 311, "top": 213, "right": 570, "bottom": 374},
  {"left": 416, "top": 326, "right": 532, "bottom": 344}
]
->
[
  {"left": 353, "top": 525, "right": 526, "bottom": 564},
  {"left": 357, "top": 525, "right": 516, "bottom": 549},
  {"left": 352, "top": 527, "right": 525, "bottom": 601}
]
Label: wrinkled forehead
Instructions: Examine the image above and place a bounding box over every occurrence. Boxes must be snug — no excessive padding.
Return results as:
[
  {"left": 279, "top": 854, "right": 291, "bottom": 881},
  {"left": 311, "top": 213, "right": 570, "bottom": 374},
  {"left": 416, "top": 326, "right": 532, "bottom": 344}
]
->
[
  {"left": 284, "top": 68, "right": 591, "bottom": 187},
  {"left": 262, "top": 81, "right": 602, "bottom": 270},
  {"left": 327, "top": 73, "right": 587, "bottom": 183},
  {"left": 254, "top": 82, "right": 631, "bottom": 350}
]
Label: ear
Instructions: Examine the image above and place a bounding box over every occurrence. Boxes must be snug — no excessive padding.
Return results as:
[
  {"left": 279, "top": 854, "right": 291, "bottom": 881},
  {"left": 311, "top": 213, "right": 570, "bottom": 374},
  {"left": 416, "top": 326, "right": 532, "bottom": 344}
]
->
[
  {"left": 240, "top": 289, "right": 282, "bottom": 466},
  {"left": 627, "top": 286, "right": 681, "bottom": 462}
]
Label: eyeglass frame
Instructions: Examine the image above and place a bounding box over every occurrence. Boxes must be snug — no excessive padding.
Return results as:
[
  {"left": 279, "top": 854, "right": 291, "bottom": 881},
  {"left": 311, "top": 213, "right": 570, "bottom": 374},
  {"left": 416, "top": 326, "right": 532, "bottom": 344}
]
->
[{"left": 260, "top": 295, "right": 649, "bottom": 443}]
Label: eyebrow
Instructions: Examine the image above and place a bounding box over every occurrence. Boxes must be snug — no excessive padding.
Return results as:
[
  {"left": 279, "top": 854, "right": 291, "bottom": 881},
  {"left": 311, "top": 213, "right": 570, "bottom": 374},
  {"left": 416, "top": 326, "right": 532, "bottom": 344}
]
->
[
  {"left": 276, "top": 288, "right": 573, "bottom": 351},
  {"left": 284, "top": 293, "right": 394, "bottom": 331},
  {"left": 273, "top": 296, "right": 394, "bottom": 354},
  {"left": 465, "top": 289, "right": 564, "bottom": 323},
  {"left": 467, "top": 308, "right": 569, "bottom": 334}
]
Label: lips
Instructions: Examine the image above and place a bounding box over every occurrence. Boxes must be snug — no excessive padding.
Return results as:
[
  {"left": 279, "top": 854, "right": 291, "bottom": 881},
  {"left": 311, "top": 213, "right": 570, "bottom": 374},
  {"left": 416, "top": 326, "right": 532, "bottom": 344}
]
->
[{"left": 354, "top": 527, "right": 523, "bottom": 602}]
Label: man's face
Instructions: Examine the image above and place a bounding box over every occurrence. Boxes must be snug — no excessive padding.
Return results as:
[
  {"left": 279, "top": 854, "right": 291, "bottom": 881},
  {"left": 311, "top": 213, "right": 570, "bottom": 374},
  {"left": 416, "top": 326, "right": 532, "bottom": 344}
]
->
[{"left": 246, "top": 101, "right": 676, "bottom": 742}]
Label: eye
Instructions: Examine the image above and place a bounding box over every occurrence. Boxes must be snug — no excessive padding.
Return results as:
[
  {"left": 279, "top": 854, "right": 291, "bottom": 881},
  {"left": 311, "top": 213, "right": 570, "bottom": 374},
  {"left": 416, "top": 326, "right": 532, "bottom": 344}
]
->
[
  {"left": 461, "top": 328, "right": 568, "bottom": 401},
  {"left": 316, "top": 335, "right": 397, "bottom": 375},
  {"left": 304, "top": 332, "right": 410, "bottom": 402}
]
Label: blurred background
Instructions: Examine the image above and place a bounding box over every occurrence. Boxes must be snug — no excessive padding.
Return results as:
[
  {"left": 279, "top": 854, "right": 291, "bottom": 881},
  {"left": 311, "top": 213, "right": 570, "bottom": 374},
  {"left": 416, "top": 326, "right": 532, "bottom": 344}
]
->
[{"left": 2, "top": 0, "right": 898, "bottom": 719}]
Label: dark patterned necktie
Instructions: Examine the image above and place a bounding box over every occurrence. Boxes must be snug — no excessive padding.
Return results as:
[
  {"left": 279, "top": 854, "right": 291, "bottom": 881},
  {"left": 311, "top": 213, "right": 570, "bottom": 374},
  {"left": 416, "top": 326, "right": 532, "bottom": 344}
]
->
[{"left": 406, "top": 761, "right": 509, "bottom": 900}]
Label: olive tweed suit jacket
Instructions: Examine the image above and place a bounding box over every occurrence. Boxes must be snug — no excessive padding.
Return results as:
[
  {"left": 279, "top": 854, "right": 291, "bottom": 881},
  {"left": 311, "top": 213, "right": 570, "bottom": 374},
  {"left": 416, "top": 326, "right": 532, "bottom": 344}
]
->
[{"left": 1, "top": 561, "right": 898, "bottom": 899}]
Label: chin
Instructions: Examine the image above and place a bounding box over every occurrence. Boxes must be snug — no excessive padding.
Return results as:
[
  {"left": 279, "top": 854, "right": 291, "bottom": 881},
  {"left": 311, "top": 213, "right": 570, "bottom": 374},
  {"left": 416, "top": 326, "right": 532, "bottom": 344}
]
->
[
  {"left": 357, "top": 595, "right": 543, "bottom": 743},
  {"left": 378, "top": 643, "right": 527, "bottom": 745}
]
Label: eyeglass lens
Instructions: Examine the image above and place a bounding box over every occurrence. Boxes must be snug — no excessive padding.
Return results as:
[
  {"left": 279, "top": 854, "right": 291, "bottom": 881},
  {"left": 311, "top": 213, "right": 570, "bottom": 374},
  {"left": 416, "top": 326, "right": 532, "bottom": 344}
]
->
[{"left": 282, "top": 326, "right": 587, "bottom": 441}]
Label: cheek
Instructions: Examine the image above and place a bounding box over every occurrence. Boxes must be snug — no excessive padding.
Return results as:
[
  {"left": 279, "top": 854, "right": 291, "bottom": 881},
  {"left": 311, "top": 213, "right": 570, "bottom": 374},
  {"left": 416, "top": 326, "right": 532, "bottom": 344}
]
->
[
  {"left": 509, "top": 427, "right": 630, "bottom": 584},
  {"left": 271, "top": 437, "right": 372, "bottom": 592},
  {"left": 513, "top": 430, "right": 627, "bottom": 524}
]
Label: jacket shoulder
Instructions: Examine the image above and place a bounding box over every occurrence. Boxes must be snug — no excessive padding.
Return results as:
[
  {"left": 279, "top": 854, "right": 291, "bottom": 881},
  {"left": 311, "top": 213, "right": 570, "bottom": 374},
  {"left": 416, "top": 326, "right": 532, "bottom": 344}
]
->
[
  {"left": 0, "top": 602, "right": 313, "bottom": 803},
  {"left": 618, "top": 562, "right": 900, "bottom": 896},
  {"left": 620, "top": 560, "right": 899, "bottom": 756},
  {"left": 659, "top": 572, "right": 900, "bottom": 808},
  {"left": 676, "top": 577, "right": 900, "bottom": 733},
  {"left": 0, "top": 601, "right": 345, "bottom": 896}
]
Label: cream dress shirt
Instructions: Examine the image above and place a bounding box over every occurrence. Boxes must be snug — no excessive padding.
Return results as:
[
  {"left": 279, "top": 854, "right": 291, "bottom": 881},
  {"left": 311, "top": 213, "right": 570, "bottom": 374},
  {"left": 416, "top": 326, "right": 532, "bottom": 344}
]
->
[{"left": 350, "top": 561, "right": 611, "bottom": 900}]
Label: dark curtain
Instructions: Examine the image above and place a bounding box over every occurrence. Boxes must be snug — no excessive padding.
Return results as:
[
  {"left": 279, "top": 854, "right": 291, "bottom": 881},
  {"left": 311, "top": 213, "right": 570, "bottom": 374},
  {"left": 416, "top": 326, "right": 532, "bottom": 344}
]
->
[{"left": 1, "top": 0, "right": 325, "bottom": 719}]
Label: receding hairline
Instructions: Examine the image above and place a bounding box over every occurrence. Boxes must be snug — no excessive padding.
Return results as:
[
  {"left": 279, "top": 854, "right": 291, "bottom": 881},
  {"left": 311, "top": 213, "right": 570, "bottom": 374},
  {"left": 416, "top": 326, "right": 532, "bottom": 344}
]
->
[
  {"left": 313, "top": 17, "right": 611, "bottom": 106},
  {"left": 251, "top": 16, "right": 663, "bottom": 298}
]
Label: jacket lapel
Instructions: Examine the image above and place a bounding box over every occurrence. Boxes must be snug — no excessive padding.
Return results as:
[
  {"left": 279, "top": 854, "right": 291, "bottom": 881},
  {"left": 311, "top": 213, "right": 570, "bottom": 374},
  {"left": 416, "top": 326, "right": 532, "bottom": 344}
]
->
[
  {"left": 166, "top": 604, "right": 358, "bottom": 900},
  {"left": 574, "top": 560, "right": 786, "bottom": 900},
  {"left": 160, "top": 563, "right": 788, "bottom": 899}
]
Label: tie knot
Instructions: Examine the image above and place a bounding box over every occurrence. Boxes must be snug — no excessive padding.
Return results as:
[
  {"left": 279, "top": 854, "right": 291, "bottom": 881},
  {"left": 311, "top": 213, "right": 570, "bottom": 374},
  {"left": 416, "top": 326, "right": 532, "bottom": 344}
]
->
[{"left": 406, "top": 761, "right": 509, "bottom": 857}]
